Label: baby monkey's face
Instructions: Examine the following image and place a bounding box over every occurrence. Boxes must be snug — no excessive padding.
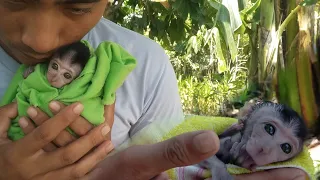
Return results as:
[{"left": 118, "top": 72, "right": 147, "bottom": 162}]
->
[
  {"left": 245, "top": 107, "right": 302, "bottom": 166},
  {"left": 47, "top": 54, "right": 82, "bottom": 88}
]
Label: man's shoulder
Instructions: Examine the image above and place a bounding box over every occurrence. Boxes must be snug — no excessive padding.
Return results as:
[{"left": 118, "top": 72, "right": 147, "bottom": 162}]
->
[
  {"left": 84, "top": 19, "right": 183, "bottom": 146},
  {"left": 85, "top": 18, "right": 168, "bottom": 63}
]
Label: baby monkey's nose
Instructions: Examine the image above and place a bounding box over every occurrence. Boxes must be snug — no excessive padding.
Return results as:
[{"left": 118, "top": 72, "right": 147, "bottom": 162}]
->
[{"left": 258, "top": 146, "right": 271, "bottom": 154}]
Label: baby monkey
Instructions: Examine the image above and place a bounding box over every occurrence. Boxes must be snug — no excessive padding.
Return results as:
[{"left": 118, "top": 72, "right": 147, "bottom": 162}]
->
[
  {"left": 23, "top": 41, "right": 90, "bottom": 88},
  {"left": 199, "top": 101, "right": 308, "bottom": 180}
]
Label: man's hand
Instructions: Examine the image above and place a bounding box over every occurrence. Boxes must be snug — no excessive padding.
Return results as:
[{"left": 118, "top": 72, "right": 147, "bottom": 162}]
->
[
  {"left": 91, "top": 130, "right": 220, "bottom": 180},
  {"left": 0, "top": 102, "right": 113, "bottom": 180},
  {"left": 18, "top": 100, "right": 221, "bottom": 180},
  {"left": 19, "top": 101, "right": 114, "bottom": 151}
]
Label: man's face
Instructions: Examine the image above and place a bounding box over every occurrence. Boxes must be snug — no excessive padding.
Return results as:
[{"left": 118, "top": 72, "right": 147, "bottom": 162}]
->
[{"left": 0, "top": 0, "right": 108, "bottom": 65}]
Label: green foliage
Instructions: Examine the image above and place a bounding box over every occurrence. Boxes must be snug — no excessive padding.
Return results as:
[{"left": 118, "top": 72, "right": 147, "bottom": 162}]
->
[
  {"left": 300, "top": 0, "right": 319, "bottom": 6},
  {"left": 107, "top": 0, "right": 243, "bottom": 73},
  {"left": 105, "top": 0, "right": 249, "bottom": 115},
  {"left": 178, "top": 73, "right": 246, "bottom": 116},
  {"left": 177, "top": 39, "right": 249, "bottom": 115}
]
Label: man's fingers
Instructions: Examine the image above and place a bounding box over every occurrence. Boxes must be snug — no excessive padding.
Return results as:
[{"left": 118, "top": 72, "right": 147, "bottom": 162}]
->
[
  {"left": 46, "top": 123, "right": 111, "bottom": 168},
  {"left": 18, "top": 117, "right": 57, "bottom": 151},
  {"left": 0, "top": 102, "right": 18, "bottom": 118},
  {"left": 67, "top": 140, "right": 114, "bottom": 179},
  {"left": 50, "top": 101, "right": 84, "bottom": 146},
  {"left": 144, "top": 130, "right": 219, "bottom": 173},
  {"left": 27, "top": 103, "right": 78, "bottom": 148},
  {"left": 50, "top": 101, "right": 94, "bottom": 136},
  {"left": 69, "top": 118, "right": 93, "bottom": 136},
  {"left": 104, "top": 103, "right": 115, "bottom": 128},
  {"left": 40, "top": 138, "right": 113, "bottom": 180},
  {"left": 103, "top": 103, "right": 115, "bottom": 141},
  {"left": 15, "top": 102, "right": 84, "bottom": 156},
  {"left": 40, "top": 160, "right": 107, "bottom": 180},
  {"left": 98, "top": 130, "right": 219, "bottom": 179},
  {"left": 18, "top": 117, "right": 36, "bottom": 134},
  {"left": 53, "top": 131, "right": 77, "bottom": 147},
  {"left": 0, "top": 102, "right": 18, "bottom": 136},
  {"left": 27, "top": 106, "right": 50, "bottom": 125}
]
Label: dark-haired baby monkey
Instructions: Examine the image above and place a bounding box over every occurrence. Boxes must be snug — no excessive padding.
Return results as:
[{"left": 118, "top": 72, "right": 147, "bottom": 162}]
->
[
  {"left": 23, "top": 41, "right": 90, "bottom": 88},
  {"left": 199, "top": 101, "right": 308, "bottom": 180}
]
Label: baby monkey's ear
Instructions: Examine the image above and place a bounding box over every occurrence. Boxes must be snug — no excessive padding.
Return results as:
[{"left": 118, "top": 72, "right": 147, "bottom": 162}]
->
[{"left": 237, "top": 98, "right": 262, "bottom": 123}]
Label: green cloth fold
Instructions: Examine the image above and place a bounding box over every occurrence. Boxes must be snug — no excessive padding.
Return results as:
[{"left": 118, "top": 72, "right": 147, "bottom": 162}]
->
[{"left": 0, "top": 40, "right": 137, "bottom": 141}]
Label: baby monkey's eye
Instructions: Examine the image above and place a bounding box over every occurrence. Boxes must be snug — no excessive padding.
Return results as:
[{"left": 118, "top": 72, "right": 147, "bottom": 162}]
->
[
  {"left": 64, "top": 73, "right": 72, "bottom": 79},
  {"left": 52, "top": 63, "right": 58, "bottom": 70},
  {"left": 264, "top": 123, "right": 275, "bottom": 135},
  {"left": 281, "top": 143, "right": 292, "bottom": 154}
]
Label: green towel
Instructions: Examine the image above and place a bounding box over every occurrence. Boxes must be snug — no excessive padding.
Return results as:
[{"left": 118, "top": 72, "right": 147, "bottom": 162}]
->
[
  {"left": 0, "top": 40, "right": 137, "bottom": 141},
  {"left": 114, "top": 115, "right": 315, "bottom": 180}
]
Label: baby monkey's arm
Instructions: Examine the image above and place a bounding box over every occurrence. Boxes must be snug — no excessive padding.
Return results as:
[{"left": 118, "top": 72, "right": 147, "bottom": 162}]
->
[
  {"left": 23, "top": 66, "right": 35, "bottom": 79},
  {"left": 199, "top": 155, "right": 234, "bottom": 180},
  {"left": 218, "top": 119, "right": 244, "bottom": 138}
]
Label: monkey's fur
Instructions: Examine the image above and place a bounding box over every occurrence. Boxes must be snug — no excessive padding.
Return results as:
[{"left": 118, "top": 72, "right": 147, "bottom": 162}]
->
[
  {"left": 199, "top": 101, "right": 308, "bottom": 180},
  {"left": 23, "top": 41, "right": 90, "bottom": 88}
]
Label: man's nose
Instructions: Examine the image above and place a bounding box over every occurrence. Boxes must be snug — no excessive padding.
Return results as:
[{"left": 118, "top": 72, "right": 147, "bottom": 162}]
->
[{"left": 21, "top": 12, "right": 60, "bottom": 54}]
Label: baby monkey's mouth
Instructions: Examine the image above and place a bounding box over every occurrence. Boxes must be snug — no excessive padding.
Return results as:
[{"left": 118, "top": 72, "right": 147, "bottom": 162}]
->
[
  {"left": 241, "top": 153, "right": 257, "bottom": 170},
  {"left": 234, "top": 150, "right": 257, "bottom": 171}
]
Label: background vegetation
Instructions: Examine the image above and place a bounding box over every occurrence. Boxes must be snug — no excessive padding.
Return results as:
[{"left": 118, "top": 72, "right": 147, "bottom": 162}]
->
[
  {"left": 104, "top": 0, "right": 319, "bottom": 119},
  {"left": 104, "top": 0, "right": 320, "bottom": 123},
  {"left": 104, "top": 0, "right": 320, "bottom": 177},
  {"left": 104, "top": 0, "right": 251, "bottom": 116}
]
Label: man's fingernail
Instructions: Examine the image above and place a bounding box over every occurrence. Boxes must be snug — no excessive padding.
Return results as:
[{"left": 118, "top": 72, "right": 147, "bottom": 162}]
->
[
  {"left": 73, "top": 103, "right": 84, "bottom": 115},
  {"left": 101, "top": 125, "right": 110, "bottom": 137},
  {"left": 27, "top": 107, "right": 37, "bottom": 118},
  {"left": 193, "top": 132, "right": 216, "bottom": 153},
  {"left": 50, "top": 101, "right": 61, "bottom": 112},
  {"left": 18, "top": 117, "right": 28, "bottom": 128}
]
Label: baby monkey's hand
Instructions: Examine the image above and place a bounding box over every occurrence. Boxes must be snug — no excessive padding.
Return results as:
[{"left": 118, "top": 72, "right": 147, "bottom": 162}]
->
[{"left": 219, "top": 121, "right": 244, "bottom": 138}]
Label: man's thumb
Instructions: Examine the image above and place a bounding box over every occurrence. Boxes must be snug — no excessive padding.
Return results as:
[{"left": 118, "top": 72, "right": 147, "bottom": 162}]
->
[
  {"left": 94, "top": 130, "right": 220, "bottom": 180},
  {"left": 127, "top": 130, "right": 220, "bottom": 179},
  {"left": 155, "top": 130, "right": 220, "bottom": 169}
]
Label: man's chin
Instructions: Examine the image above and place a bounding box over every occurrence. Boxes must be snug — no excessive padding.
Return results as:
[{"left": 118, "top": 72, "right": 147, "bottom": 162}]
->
[
  {"left": 13, "top": 49, "right": 51, "bottom": 65},
  {"left": 13, "top": 53, "right": 48, "bottom": 65},
  {"left": 21, "top": 55, "right": 50, "bottom": 65}
]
